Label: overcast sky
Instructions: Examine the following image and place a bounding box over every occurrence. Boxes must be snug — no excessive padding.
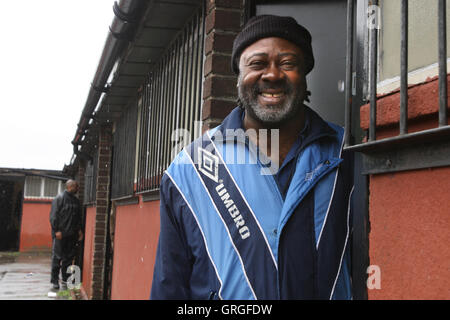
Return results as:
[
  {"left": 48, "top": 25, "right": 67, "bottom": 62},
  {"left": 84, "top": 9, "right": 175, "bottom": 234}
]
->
[{"left": 0, "top": 1, "right": 116, "bottom": 171}]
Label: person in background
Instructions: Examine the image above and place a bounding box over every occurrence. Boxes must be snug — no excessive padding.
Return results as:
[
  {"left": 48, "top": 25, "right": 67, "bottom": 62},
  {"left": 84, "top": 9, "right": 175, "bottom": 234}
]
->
[{"left": 49, "top": 179, "right": 83, "bottom": 291}]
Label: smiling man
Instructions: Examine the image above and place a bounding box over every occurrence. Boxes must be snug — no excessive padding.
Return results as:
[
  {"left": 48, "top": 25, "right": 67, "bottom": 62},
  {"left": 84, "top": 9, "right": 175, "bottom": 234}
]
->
[{"left": 151, "top": 15, "right": 354, "bottom": 300}]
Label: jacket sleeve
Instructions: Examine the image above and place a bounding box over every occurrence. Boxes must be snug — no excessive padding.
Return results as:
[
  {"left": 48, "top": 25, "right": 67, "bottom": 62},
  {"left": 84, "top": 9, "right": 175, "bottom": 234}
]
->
[
  {"left": 49, "top": 195, "right": 62, "bottom": 235},
  {"left": 150, "top": 175, "right": 193, "bottom": 300}
]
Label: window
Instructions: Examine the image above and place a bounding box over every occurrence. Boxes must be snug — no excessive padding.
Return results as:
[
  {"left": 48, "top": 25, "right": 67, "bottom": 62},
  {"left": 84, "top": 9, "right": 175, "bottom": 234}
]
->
[
  {"left": 24, "top": 176, "right": 63, "bottom": 199},
  {"left": 24, "top": 176, "right": 42, "bottom": 198},
  {"left": 111, "top": 99, "right": 138, "bottom": 200},
  {"left": 135, "top": 7, "right": 205, "bottom": 193},
  {"left": 43, "top": 178, "right": 60, "bottom": 197},
  {"left": 345, "top": 0, "right": 449, "bottom": 150}
]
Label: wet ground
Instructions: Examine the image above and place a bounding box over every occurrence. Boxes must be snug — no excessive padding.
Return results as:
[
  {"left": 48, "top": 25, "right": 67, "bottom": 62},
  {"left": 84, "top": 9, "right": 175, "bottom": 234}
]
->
[{"left": 0, "top": 251, "right": 68, "bottom": 300}]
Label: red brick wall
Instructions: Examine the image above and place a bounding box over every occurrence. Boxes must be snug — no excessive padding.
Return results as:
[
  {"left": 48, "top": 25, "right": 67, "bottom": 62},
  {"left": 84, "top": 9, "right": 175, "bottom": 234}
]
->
[
  {"left": 90, "top": 124, "right": 113, "bottom": 299},
  {"left": 202, "top": 0, "right": 244, "bottom": 132},
  {"left": 80, "top": 124, "right": 113, "bottom": 300},
  {"left": 19, "top": 201, "right": 52, "bottom": 252},
  {"left": 110, "top": 198, "right": 160, "bottom": 300}
]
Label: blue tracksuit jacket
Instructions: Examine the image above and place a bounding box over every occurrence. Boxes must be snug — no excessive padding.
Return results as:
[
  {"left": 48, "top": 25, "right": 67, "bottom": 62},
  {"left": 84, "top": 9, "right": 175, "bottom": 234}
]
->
[{"left": 151, "top": 106, "right": 354, "bottom": 300}]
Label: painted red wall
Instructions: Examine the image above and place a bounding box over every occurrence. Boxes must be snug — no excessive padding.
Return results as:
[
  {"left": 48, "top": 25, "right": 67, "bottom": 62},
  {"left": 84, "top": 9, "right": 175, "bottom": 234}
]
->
[
  {"left": 368, "top": 168, "right": 450, "bottom": 299},
  {"left": 82, "top": 205, "right": 96, "bottom": 299},
  {"left": 360, "top": 76, "right": 450, "bottom": 299},
  {"left": 110, "top": 198, "right": 160, "bottom": 300},
  {"left": 360, "top": 75, "right": 449, "bottom": 130},
  {"left": 19, "top": 200, "right": 52, "bottom": 252}
]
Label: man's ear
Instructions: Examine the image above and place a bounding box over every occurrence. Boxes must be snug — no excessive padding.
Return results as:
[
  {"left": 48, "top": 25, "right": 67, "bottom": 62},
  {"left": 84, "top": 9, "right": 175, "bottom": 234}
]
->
[
  {"left": 304, "top": 90, "right": 311, "bottom": 103},
  {"left": 237, "top": 97, "right": 244, "bottom": 109}
]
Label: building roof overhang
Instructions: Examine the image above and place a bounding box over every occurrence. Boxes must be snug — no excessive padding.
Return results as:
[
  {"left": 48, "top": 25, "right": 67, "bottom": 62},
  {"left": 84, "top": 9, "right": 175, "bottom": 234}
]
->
[{"left": 65, "top": 0, "right": 201, "bottom": 175}]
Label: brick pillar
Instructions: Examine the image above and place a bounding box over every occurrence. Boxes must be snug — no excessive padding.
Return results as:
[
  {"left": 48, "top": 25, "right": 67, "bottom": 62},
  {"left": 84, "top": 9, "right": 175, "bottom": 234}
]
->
[
  {"left": 90, "top": 124, "right": 112, "bottom": 300},
  {"left": 202, "top": 0, "right": 245, "bottom": 132}
]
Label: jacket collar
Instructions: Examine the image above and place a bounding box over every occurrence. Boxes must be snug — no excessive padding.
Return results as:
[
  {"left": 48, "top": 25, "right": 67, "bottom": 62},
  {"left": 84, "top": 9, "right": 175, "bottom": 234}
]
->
[
  {"left": 64, "top": 190, "right": 76, "bottom": 198},
  {"left": 215, "top": 105, "right": 338, "bottom": 147}
]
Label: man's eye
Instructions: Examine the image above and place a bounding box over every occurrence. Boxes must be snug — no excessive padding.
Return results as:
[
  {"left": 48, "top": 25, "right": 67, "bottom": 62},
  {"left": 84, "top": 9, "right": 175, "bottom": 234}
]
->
[
  {"left": 249, "top": 61, "right": 266, "bottom": 68},
  {"left": 281, "top": 61, "right": 297, "bottom": 68}
]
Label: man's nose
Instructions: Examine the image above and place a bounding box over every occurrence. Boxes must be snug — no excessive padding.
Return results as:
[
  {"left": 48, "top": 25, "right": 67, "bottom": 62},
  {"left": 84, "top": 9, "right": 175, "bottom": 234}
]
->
[{"left": 261, "top": 62, "right": 284, "bottom": 82}]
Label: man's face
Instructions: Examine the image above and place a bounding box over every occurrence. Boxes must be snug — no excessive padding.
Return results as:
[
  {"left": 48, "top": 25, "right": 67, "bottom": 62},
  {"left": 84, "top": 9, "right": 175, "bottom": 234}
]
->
[
  {"left": 238, "top": 37, "right": 307, "bottom": 126},
  {"left": 67, "top": 182, "right": 79, "bottom": 194}
]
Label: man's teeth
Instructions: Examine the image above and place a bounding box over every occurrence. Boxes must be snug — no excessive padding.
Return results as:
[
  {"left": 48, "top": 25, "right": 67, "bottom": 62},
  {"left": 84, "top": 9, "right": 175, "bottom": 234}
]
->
[{"left": 261, "top": 92, "right": 284, "bottom": 98}]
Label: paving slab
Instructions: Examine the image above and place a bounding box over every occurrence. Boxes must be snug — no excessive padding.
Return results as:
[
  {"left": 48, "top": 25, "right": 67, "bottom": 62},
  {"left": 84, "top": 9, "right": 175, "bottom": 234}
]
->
[{"left": 0, "top": 252, "right": 68, "bottom": 300}]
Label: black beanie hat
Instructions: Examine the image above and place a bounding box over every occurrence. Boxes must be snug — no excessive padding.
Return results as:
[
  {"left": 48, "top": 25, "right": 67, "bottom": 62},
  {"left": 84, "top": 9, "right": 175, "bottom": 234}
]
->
[{"left": 231, "top": 15, "right": 314, "bottom": 75}]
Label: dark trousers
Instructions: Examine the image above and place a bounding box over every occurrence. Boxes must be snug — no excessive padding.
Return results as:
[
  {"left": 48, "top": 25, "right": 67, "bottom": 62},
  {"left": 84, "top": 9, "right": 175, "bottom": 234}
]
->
[{"left": 50, "top": 235, "right": 78, "bottom": 284}]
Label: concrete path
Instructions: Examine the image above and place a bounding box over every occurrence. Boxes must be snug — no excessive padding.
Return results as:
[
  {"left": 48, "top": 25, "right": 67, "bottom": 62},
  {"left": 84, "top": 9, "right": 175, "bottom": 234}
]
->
[{"left": 0, "top": 252, "right": 66, "bottom": 300}]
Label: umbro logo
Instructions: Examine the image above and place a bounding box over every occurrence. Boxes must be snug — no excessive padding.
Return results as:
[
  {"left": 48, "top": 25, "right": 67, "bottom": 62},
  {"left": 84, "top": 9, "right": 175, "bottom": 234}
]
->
[
  {"left": 198, "top": 147, "right": 219, "bottom": 183},
  {"left": 197, "top": 147, "right": 250, "bottom": 240}
]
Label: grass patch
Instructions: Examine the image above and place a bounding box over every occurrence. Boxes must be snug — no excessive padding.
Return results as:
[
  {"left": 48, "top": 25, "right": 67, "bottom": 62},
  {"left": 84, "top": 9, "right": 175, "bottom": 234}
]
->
[
  {"left": 57, "top": 289, "right": 73, "bottom": 300},
  {"left": 0, "top": 252, "right": 21, "bottom": 258},
  {"left": 56, "top": 283, "right": 83, "bottom": 300}
]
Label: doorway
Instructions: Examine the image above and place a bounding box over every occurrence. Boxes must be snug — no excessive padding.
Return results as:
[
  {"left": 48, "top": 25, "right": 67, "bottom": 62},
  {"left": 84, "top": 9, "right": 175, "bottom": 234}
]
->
[
  {"left": 250, "top": 0, "right": 369, "bottom": 299},
  {"left": 0, "top": 177, "right": 24, "bottom": 251},
  {"left": 255, "top": 0, "right": 348, "bottom": 125}
]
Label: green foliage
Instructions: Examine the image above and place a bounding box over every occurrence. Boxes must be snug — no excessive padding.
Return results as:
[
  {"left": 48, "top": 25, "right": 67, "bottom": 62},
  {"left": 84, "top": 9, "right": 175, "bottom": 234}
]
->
[{"left": 57, "top": 289, "right": 72, "bottom": 300}]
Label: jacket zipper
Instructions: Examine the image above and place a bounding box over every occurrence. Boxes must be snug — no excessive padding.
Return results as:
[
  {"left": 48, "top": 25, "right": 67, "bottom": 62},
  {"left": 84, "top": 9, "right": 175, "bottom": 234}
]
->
[{"left": 275, "top": 158, "right": 341, "bottom": 299}]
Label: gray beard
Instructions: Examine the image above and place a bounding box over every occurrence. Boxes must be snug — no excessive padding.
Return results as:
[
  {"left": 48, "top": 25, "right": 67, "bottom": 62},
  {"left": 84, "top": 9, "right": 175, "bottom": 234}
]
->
[{"left": 238, "top": 75, "right": 305, "bottom": 126}]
